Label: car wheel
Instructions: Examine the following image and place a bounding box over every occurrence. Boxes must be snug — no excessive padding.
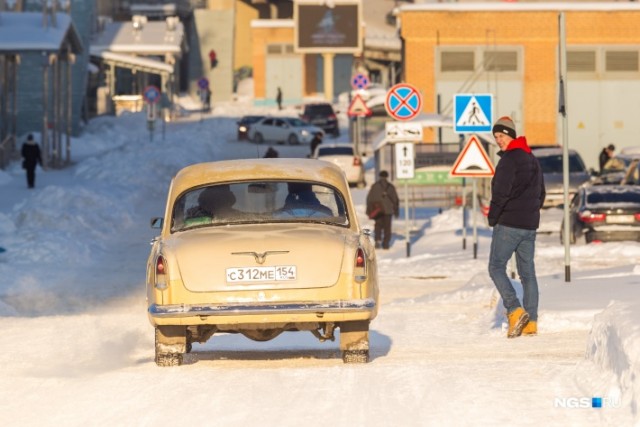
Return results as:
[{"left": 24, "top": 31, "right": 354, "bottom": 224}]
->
[
  {"left": 287, "top": 134, "right": 299, "bottom": 145},
  {"left": 342, "top": 349, "right": 369, "bottom": 363},
  {"left": 340, "top": 320, "right": 370, "bottom": 364},
  {"left": 253, "top": 132, "right": 264, "bottom": 144},
  {"left": 154, "top": 326, "right": 186, "bottom": 367}
]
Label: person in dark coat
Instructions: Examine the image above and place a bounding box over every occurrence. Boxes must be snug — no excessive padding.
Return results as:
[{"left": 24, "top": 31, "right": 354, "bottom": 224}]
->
[
  {"left": 309, "top": 132, "right": 323, "bottom": 157},
  {"left": 487, "top": 116, "right": 545, "bottom": 339},
  {"left": 21, "top": 134, "right": 42, "bottom": 189},
  {"left": 366, "top": 170, "right": 399, "bottom": 249},
  {"left": 276, "top": 87, "right": 283, "bottom": 110},
  {"left": 598, "top": 144, "right": 615, "bottom": 174}
]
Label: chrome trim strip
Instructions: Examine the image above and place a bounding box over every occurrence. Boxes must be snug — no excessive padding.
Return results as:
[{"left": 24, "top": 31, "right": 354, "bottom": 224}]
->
[{"left": 149, "top": 299, "right": 376, "bottom": 318}]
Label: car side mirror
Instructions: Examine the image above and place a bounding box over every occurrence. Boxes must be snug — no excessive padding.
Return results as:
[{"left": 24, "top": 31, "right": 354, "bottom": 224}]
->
[{"left": 150, "top": 217, "right": 163, "bottom": 229}]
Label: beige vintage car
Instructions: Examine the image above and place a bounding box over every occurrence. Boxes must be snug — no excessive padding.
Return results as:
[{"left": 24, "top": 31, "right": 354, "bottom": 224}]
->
[{"left": 147, "top": 158, "right": 379, "bottom": 366}]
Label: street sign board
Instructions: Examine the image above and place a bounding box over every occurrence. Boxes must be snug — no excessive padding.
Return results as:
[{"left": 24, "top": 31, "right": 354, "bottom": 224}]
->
[
  {"left": 385, "top": 83, "right": 422, "bottom": 121},
  {"left": 453, "top": 94, "right": 493, "bottom": 134},
  {"left": 347, "top": 94, "right": 372, "bottom": 117},
  {"left": 385, "top": 121, "right": 423, "bottom": 142},
  {"left": 143, "top": 85, "right": 161, "bottom": 104},
  {"left": 395, "top": 142, "right": 415, "bottom": 179},
  {"left": 351, "top": 73, "right": 370, "bottom": 90},
  {"left": 450, "top": 134, "right": 495, "bottom": 177}
]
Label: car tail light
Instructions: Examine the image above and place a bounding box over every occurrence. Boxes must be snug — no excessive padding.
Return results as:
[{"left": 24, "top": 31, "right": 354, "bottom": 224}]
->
[
  {"left": 353, "top": 156, "right": 361, "bottom": 166},
  {"left": 155, "top": 256, "right": 168, "bottom": 290},
  {"left": 328, "top": 114, "right": 336, "bottom": 120},
  {"left": 579, "top": 211, "right": 606, "bottom": 223},
  {"left": 354, "top": 247, "right": 366, "bottom": 283},
  {"left": 635, "top": 213, "right": 640, "bottom": 222}
]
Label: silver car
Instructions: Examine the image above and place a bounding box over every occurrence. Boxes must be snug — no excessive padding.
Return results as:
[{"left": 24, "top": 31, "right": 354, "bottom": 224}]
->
[{"left": 248, "top": 117, "right": 324, "bottom": 145}]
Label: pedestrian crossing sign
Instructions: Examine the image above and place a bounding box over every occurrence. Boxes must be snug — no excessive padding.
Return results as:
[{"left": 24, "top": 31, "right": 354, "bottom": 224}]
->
[{"left": 454, "top": 94, "right": 493, "bottom": 134}]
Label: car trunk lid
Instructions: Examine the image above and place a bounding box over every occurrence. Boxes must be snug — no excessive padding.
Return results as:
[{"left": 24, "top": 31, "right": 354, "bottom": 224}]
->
[{"left": 168, "top": 224, "right": 347, "bottom": 292}]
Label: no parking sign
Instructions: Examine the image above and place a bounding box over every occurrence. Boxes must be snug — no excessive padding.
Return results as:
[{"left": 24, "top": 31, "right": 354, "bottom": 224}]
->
[{"left": 385, "top": 83, "right": 422, "bottom": 121}]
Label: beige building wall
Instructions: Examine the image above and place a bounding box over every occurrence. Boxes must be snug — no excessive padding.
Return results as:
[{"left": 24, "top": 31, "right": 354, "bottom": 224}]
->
[
  {"left": 400, "top": 8, "right": 640, "bottom": 146},
  {"left": 235, "top": 1, "right": 259, "bottom": 71},
  {"left": 252, "top": 25, "right": 300, "bottom": 100}
]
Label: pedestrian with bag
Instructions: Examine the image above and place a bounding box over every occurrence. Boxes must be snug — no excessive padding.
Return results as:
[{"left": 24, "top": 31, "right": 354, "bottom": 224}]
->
[
  {"left": 487, "top": 117, "right": 545, "bottom": 338},
  {"left": 21, "top": 134, "right": 42, "bottom": 189},
  {"left": 366, "top": 170, "right": 399, "bottom": 249}
]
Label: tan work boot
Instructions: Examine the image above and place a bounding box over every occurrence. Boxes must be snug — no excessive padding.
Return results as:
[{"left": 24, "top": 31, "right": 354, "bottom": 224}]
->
[
  {"left": 507, "top": 307, "right": 529, "bottom": 338},
  {"left": 522, "top": 320, "right": 537, "bottom": 336}
]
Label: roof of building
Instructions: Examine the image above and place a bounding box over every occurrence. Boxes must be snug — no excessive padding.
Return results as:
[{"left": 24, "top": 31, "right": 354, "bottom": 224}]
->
[
  {"left": 400, "top": 2, "right": 640, "bottom": 12},
  {"left": 0, "top": 12, "right": 82, "bottom": 53},
  {"left": 90, "top": 17, "right": 185, "bottom": 56}
]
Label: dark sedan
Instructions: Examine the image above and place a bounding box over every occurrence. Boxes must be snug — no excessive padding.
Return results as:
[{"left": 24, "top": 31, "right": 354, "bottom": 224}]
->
[
  {"left": 561, "top": 185, "right": 640, "bottom": 244},
  {"left": 236, "top": 115, "right": 265, "bottom": 140}
]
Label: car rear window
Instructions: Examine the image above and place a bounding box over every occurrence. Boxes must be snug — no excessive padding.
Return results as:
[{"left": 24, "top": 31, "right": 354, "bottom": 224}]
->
[
  {"left": 305, "top": 104, "right": 334, "bottom": 115},
  {"left": 171, "top": 181, "right": 349, "bottom": 232},
  {"left": 537, "top": 153, "right": 586, "bottom": 173},
  {"left": 587, "top": 190, "right": 640, "bottom": 205},
  {"left": 318, "top": 147, "right": 354, "bottom": 156}
]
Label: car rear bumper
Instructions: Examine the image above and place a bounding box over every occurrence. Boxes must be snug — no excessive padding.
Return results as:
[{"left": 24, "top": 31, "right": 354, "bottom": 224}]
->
[
  {"left": 586, "top": 229, "right": 640, "bottom": 243},
  {"left": 149, "top": 298, "right": 376, "bottom": 319}
]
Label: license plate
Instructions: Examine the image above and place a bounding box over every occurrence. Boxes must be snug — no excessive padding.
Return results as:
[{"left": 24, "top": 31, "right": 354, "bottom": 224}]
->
[
  {"left": 606, "top": 215, "right": 636, "bottom": 224},
  {"left": 226, "top": 266, "right": 297, "bottom": 283}
]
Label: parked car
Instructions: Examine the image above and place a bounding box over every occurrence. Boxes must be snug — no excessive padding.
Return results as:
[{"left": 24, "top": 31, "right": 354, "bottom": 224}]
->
[
  {"left": 313, "top": 143, "right": 366, "bottom": 188},
  {"left": 300, "top": 103, "right": 340, "bottom": 137},
  {"left": 248, "top": 116, "right": 323, "bottom": 145},
  {"left": 147, "top": 158, "right": 379, "bottom": 366},
  {"left": 533, "top": 148, "right": 591, "bottom": 208},
  {"left": 561, "top": 184, "right": 640, "bottom": 244},
  {"left": 236, "top": 115, "right": 265, "bottom": 140}
]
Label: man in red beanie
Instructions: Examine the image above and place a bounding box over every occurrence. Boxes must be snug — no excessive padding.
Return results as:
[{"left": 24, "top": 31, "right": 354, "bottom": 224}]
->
[{"left": 488, "top": 116, "right": 545, "bottom": 338}]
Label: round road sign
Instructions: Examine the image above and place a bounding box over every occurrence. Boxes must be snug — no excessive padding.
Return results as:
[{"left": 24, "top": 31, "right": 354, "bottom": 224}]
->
[
  {"left": 351, "top": 73, "right": 370, "bottom": 90},
  {"left": 143, "top": 85, "right": 161, "bottom": 104},
  {"left": 198, "top": 77, "right": 209, "bottom": 90},
  {"left": 385, "top": 83, "right": 423, "bottom": 121}
]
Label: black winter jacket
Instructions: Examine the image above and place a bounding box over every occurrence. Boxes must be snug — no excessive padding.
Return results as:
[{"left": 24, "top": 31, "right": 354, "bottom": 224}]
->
[
  {"left": 21, "top": 140, "right": 42, "bottom": 169},
  {"left": 488, "top": 136, "right": 545, "bottom": 230}
]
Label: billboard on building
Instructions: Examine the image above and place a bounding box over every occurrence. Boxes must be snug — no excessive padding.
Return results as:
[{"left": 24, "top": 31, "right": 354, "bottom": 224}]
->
[{"left": 294, "top": 0, "right": 362, "bottom": 54}]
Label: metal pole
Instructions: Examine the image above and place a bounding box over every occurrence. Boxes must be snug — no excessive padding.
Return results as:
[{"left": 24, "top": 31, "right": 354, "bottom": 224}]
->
[
  {"left": 355, "top": 115, "right": 361, "bottom": 156},
  {"left": 559, "top": 12, "right": 571, "bottom": 282},
  {"left": 404, "top": 180, "right": 410, "bottom": 257},
  {"left": 66, "top": 52, "right": 72, "bottom": 163},
  {"left": 461, "top": 179, "right": 467, "bottom": 250},
  {"left": 42, "top": 53, "right": 49, "bottom": 168},
  {"left": 472, "top": 178, "right": 478, "bottom": 259}
]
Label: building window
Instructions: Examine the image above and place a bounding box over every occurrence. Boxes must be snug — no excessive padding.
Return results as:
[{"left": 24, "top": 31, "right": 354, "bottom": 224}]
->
[
  {"left": 267, "top": 45, "right": 282, "bottom": 54},
  {"left": 567, "top": 51, "right": 596, "bottom": 72},
  {"left": 441, "top": 51, "right": 474, "bottom": 72},
  {"left": 483, "top": 51, "right": 517, "bottom": 72},
  {"left": 605, "top": 50, "right": 639, "bottom": 72}
]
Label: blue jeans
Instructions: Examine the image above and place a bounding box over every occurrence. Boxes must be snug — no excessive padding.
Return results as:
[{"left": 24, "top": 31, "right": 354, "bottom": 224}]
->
[{"left": 488, "top": 224, "right": 539, "bottom": 321}]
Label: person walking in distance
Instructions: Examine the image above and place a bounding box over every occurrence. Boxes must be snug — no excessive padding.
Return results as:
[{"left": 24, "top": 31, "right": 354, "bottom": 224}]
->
[
  {"left": 366, "top": 170, "right": 399, "bottom": 249},
  {"left": 309, "top": 132, "right": 323, "bottom": 157},
  {"left": 21, "top": 134, "right": 42, "bottom": 189},
  {"left": 487, "top": 117, "right": 545, "bottom": 338},
  {"left": 276, "top": 87, "right": 283, "bottom": 110}
]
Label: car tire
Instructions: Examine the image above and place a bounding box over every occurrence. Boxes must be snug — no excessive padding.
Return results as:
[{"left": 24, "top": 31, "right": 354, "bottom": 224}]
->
[
  {"left": 154, "top": 326, "right": 187, "bottom": 367},
  {"left": 342, "top": 349, "right": 369, "bottom": 363},
  {"left": 287, "top": 134, "right": 299, "bottom": 145},
  {"left": 253, "top": 132, "right": 264, "bottom": 144}
]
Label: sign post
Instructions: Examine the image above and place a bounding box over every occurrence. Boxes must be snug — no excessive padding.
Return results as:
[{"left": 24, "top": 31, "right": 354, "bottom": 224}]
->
[
  {"left": 395, "top": 142, "right": 415, "bottom": 257},
  {"left": 347, "top": 94, "right": 372, "bottom": 156},
  {"left": 143, "top": 85, "right": 161, "bottom": 142},
  {"left": 450, "top": 135, "right": 495, "bottom": 259}
]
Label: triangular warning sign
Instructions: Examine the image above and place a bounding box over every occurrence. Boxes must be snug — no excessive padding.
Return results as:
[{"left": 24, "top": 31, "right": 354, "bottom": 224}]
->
[
  {"left": 456, "top": 95, "right": 491, "bottom": 127},
  {"left": 347, "top": 94, "right": 372, "bottom": 117},
  {"left": 450, "top": 135, "right": 495, "bottom": 177}
]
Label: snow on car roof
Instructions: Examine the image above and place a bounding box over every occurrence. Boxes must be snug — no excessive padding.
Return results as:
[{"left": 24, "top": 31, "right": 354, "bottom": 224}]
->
[{"left": 171, "top": 158, "right": 349, "bottom": 196}]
